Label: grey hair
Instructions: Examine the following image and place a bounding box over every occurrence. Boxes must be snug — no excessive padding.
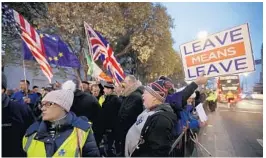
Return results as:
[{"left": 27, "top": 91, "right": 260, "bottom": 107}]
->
[{"left": 126, "top": 75, "right": 137, "bottom": 83}]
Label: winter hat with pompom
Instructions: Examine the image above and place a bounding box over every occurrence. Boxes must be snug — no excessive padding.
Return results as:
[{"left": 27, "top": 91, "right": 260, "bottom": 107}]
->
[
  {"left": 42, "top": 80, "right": 76, "bottom": 112},
  {"left": 42, "top": 89, "right": 73, "bottom": 112},
  {"left": 145, "top": 80, "right": 168, "bottom": 102}
]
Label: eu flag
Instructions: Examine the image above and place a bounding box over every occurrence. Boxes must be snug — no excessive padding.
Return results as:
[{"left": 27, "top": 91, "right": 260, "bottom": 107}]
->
[{"left": 23, "top": 33, "right": 81, "bottom": 68}]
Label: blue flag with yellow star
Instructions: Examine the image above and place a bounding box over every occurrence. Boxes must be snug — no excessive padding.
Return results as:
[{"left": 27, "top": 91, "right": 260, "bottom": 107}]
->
[{"left": 23, "top": 33, "right": 81, "bottom": 68}]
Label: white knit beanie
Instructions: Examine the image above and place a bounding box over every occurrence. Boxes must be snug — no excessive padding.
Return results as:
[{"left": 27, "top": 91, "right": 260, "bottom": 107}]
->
[{"left": 42, "top": 89, "right": 74, "bottom": 112}]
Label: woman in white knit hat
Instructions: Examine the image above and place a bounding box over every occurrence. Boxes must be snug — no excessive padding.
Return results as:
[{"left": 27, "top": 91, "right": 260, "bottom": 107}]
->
[{"left": 22, "top": 81, "right": 100, "bottom": 157}]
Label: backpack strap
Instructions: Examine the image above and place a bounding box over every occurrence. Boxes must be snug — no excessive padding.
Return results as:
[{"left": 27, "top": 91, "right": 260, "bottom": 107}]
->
[
  {"left": 75, "top": 124, "right": 92, "bottom": 157},
  {"left": 23, "top": 133, "right": 37, "bottom": 152}
]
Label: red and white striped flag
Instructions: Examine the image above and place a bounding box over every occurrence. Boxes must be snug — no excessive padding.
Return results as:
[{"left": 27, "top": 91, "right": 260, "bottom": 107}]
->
[{"left": 4, "top": 7, "right": 53, "bottom": 83}]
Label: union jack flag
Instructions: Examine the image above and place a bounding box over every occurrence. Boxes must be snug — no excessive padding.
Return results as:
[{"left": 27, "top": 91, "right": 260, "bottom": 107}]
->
[
  {"left": 2, "top": 5, "right": 53, "bottom": 83},
  {"left": 84, "top": 22, "right": 125, "bottom": 84}
]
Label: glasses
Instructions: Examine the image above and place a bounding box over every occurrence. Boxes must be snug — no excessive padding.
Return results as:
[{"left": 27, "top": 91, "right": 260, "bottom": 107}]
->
[{"left": 39, "top": 102, "right": 56, "bottom": 109}]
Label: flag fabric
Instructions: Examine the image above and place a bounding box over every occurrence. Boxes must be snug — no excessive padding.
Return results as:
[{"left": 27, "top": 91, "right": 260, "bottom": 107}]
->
[
  {"left": 85, "top": 52, "right": 113, "bottom": 82},
  {"left": 2, "top": 5, "right": 53, "bottom": 83},
  {"left": 24, "top": 34, "right": 81, "bottom": 68},
  {"left": 85, "top": 52, "right": 93, "bottom": 75},
  {"left": 84, "top": 22, "right": 125, "bottom": 84}
]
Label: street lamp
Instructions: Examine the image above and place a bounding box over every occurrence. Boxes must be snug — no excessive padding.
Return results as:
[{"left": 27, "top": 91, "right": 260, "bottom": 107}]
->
[
  {"left": 243, "top": 73, "right": 249, "bottom": 92},
  {"left": 197, "top": 31, "right": 208, "bottom": 39}
]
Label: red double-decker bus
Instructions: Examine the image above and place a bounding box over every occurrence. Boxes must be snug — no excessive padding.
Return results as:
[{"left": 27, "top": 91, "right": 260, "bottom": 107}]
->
[{"left": 217, "top": 75, "right": 241, "bottom": 103}]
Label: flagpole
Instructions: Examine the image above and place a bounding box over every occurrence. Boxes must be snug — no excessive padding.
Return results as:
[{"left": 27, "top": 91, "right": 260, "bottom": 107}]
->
[
  {"left": 84, "top": 22, "right": 94, "bottom": 57},
  {"left": 84, "top": 22, "right": 97, "bottom": 81},
  {"left": 78, "top": 49, "right": 85, "bottom": 92},
  {"left": 22, "top": 59, "right": 29, "bottom": 98},
  {"left": 11, "top": 20, "right": 30, "bottom": 97},
  {"left": 83, "top": 22, "right": 120, "bottom": 84},
  {"left": 17, "top": 29, "right": 29, "bottom": 98}
]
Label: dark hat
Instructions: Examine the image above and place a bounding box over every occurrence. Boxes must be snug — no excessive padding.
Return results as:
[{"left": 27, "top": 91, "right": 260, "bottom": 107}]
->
[
  {"left": 2, "top": 73, "right": 7, "bottom": 90},
  {"left": 104, "top": 81, "right": 114, "bottom": 89},
  {"left": 158, "top": 76, "right": 171, "bottom": 81},
  {"left": 82, "top": 81, "right": 90, "bottom": 85},
  {"left": 158, "top": 76, "right": 174, "bottom": 91},
  {"left": 145, "top": 80, "right": 168, "bottom": 102}
]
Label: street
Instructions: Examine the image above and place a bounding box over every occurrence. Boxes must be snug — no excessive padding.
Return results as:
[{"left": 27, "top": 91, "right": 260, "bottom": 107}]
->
[
  {"left": 197, "top": 99, "right": 263, "bottom": 157},
  {"left": 219, "top": 99, "right": 263, "bottom": 157}
]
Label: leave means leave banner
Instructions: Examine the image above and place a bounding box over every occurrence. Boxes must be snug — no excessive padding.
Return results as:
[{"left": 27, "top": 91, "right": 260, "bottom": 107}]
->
[{"left": 180, "top": 23, "right": 255, "bottom": 81}]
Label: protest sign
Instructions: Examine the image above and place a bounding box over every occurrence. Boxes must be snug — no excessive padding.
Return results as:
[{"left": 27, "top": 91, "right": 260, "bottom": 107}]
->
[
  {"left": 180, "top": 24, "right": 255, "bottom": 81},
  {"left": 195, "top": 103, "right": 208, "bottom": 122}
]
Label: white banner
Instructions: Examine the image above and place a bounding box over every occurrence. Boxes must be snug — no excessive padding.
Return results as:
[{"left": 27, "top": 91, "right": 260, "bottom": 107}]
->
[{"left": 180, "top": 23, "right": 255, "bottom": 81}]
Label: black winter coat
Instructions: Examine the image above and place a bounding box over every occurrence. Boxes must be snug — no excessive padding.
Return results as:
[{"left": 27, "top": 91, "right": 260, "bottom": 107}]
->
[
  {"left": 116, "top": 88, "right": 144, "bottom": 142},
  {"left": 71, "top": 89, "right": 101, "bottom": 124},
  {"left": 130, "top": 104, "right": 177, "bottom": 157},
  {"left": 70, "top": 90, "right": 102, "bottom": 144},
  {"left": 95, "top": 94, "right": 121, "bottom": 144},
  {"left": 2, "top": 94, "right": 34, "bottom": 157},
  {"left": 181, "top": 82, "right": 199, "bottom": 107},
  {"left": 101, "top": 94, "right": 121, "bottom": 130}
]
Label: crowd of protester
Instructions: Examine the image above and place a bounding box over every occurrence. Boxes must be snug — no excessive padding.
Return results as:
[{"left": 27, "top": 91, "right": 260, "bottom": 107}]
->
[{"left": 2, "top": 71, "right": 208, "bottom": 157}]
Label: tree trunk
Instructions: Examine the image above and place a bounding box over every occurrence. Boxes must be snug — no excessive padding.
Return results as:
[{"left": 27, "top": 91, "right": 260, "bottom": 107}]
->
[
  {"left": 74, "top": 68, "right": 82, "bottom": 83},
  {"left": 115, "top": 42, "right": 132, "bottom": 57},
  {"left": 81, "top": 32, "right": 90, "bottom": 81}
]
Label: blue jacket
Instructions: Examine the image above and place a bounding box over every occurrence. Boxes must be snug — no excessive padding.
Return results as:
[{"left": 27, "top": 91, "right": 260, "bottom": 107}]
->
[
  {"left": 174, "top": 104, "right": 200, "bottom": 135},
  {"left": 11, "top": 91, "right": 39, "bottom": 105},
  {"left": 186, "top": 104, "right": 193, "bottom": 113},
  {"left": 165, "top": 82, "right": 198, "bottom": 109},
  {"left": 183, "top": 104, "right": 200, "bottom": 129},
  {"left": 165, "top": 83, "right": 199, "bottom": 135},
  {"left": 24, "top": 112, "right": 100, "bottom": 157},
  {"left": 165, "top": 91, "right": 183, "bottom": 109}
]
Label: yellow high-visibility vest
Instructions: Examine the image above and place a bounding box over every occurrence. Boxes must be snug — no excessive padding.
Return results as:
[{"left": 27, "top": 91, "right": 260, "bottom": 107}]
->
[
  {"left": 99, "top": 95, "right": 105, "bottom": 107},
  {"left": 22, "top": 127, "right": 91, "bottom": 157},
  {"left": 206, "top": 93, "right": 217, "bottom": 101}
]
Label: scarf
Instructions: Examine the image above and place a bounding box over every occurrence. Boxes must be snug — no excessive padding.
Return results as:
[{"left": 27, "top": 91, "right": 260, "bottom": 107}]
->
[
  {"left": 123, "top": 82, "right": 142, "bottom": 97},
  {"left": 47, "top": 114, "right": 68, "bottom": 138}
]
